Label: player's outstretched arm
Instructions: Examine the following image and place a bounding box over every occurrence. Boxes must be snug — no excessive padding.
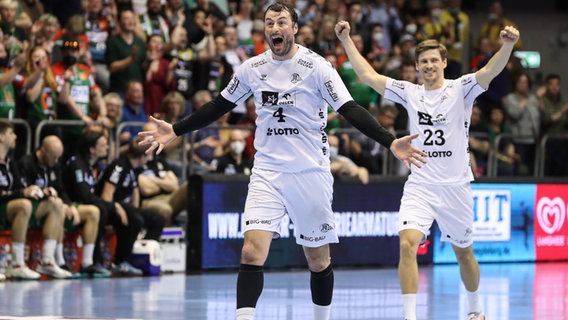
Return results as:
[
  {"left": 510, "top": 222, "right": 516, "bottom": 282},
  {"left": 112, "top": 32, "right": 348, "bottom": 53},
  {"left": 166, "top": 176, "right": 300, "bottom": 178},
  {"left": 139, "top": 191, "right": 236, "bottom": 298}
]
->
[
  {"left": 476, "top": 26, "right": 520, "bottom": 89},
  {"left": 338, "top": 101, "right": 426, "bottom": 169},
  {"left": 335, "top": 20, "right": 387, "bottom": 95},
  {"left": 138, "top": 95, "right": 237, "bottom": 154}
]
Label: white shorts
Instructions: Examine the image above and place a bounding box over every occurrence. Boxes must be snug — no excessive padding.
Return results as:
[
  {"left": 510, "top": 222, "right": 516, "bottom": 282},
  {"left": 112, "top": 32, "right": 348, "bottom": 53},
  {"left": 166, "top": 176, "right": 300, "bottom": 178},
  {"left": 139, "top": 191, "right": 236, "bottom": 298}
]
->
[
  {"left": 398, "top": 181, "right": 474, "bottom": 248},
  {"left": 243, "top": 168, "right": 339, "bottom": 247}
]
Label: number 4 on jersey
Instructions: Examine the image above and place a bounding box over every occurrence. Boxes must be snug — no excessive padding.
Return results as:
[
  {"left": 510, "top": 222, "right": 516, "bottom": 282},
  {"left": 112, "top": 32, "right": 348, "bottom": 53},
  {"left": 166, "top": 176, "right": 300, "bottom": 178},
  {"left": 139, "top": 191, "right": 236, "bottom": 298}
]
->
[{"left": 273, "top": 107, "right": 286, "bottom": 122}]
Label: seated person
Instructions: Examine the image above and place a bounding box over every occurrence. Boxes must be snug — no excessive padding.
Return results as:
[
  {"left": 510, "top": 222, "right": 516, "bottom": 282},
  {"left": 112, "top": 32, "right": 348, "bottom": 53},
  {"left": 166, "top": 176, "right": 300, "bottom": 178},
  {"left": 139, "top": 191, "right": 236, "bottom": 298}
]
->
[
  {"left": 328, "top": 134, "right": 369, "bottom": 184},
  {"left": 137, "top": 121, "right": 188, "bottom": 226},
  {"left": 212, "top": 129, "right": 253, "bottom": 175},
  {"left": 96, "top": 138, "right": 166, "bottom": 274}
]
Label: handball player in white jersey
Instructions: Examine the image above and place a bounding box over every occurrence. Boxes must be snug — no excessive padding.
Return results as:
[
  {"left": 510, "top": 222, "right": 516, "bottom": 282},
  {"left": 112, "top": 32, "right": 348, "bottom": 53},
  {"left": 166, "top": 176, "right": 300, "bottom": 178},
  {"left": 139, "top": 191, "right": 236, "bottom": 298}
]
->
[
  {"left": 336, "top": 20, "right": 520, "bottom": 320},
  {"left": 139, "top": 3, "right": 426, "bottom": 320}
]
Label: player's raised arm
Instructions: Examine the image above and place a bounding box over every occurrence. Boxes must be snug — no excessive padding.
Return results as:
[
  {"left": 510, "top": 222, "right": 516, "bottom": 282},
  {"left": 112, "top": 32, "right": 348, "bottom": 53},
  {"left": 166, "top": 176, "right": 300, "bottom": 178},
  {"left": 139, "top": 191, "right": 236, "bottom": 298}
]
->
[
  {"left": 335, "top": 20, "right": 388, "bottom": 95},
  {"left": 475, "top": 26, "right": 520, "bottom": 89}
]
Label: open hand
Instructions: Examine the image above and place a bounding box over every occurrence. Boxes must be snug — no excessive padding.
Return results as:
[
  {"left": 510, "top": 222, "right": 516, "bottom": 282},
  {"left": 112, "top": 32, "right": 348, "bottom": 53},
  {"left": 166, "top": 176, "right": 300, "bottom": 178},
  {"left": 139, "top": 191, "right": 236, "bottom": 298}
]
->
[
  {"left": 390, "top": 134, "right": 427, "bottom": 169},
  {"left": 138, "top": 116, "right": 178, "bottom": 154}
]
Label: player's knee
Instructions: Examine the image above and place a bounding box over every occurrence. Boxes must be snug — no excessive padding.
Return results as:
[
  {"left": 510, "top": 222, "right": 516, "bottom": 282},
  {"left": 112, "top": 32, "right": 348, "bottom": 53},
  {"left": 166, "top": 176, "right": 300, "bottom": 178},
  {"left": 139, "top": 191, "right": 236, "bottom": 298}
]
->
[
  {"left": 399, "top": 238, "right": 419, "bottom": 256},
  {"left": 240, "top": 243, "right": 264, "bottom": 265},
  {"left": 8, "top": 199, "right": 33, "bottom": 218},
  {"left": 85, "top": 205, "right": 100, "bottom": 223},
  {"left": 453, "top": 246, "right": 474, "bottom": 262}
]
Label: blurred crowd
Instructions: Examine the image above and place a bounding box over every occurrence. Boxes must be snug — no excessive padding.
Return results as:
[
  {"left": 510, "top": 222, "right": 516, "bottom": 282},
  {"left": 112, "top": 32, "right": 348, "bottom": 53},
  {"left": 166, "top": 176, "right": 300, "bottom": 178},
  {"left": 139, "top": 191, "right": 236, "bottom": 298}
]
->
[{"left": 0, "top": 0, "right": 567, "bottom": 280}]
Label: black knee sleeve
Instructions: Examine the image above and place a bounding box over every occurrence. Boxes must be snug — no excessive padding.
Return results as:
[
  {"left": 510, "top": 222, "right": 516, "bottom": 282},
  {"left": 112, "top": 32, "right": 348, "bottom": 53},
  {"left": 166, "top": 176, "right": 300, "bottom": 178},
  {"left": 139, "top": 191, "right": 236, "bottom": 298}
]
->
[
  {"left": 310, "top": 264, "right": 334, "bottom": 306},
  {"left": 236, "top": 264, "right": 264, "bottom": 309}
]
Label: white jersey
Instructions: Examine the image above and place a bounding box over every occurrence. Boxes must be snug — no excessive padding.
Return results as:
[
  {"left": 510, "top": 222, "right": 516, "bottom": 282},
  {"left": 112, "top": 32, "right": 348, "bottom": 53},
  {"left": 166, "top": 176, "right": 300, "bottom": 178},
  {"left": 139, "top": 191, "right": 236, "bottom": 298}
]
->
[
  {"left": 384, "top": 74, "right": 485, "bottom": 185},
  {"left": 220, "top": 45, "right": 353, "bottom": 173}
]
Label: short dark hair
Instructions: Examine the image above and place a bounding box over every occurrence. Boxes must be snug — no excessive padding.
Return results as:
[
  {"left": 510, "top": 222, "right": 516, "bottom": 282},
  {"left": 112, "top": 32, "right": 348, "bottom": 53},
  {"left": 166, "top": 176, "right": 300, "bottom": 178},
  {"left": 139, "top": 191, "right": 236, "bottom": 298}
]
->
[
  {"left": 264, "top": 1, "right": 298, "bottom": 25},
  {"left": 78, "top": 129, "right": 105, "bottom": 157},
  {"left": 414, "top": 39, "right": 448, "bottom": 63},
  {"left": 0, "top": 120, "right": 12, "bottom": 135},
  {"left": 127, "top": 137, "right": 149, "bottom": 159},
  {"left": 545, "top": 73, "right": 561, "bottom": 83}
]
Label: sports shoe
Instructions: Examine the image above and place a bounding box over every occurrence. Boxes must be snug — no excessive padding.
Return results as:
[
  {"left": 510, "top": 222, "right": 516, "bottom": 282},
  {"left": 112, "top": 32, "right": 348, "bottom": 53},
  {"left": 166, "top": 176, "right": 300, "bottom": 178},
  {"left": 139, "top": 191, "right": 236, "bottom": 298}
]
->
[
  {"left": 5, "top": 264, "right": 41, "bottom": 280},
  {"left": 467, "top": 312, "right": 486, "bottom": 320},
  {"left": 0, "top": 273, "right": 5, "bottom": 281},
  {"left": 112, "top": 261, "right": 143, "bottom": 276},
  {"left": 81, "top": 263, "right": 111, "bottom": 277},
  {"left": 37, "top": 262, "right": 73, "bottom": 279}
]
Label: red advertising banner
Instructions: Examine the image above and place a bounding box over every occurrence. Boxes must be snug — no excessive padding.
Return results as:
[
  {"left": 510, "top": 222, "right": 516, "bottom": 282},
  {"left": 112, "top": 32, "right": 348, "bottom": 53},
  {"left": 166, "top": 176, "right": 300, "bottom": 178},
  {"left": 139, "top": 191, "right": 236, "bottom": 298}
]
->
[{"left": 535, "top": 184, "right": 568, "bottom": 260}]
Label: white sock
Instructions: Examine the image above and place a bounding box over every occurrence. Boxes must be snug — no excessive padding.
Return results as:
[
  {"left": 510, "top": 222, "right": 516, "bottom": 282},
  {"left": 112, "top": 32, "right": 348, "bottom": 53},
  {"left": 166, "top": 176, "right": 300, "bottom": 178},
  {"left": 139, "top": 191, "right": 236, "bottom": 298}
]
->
[
  {"left": 313, "top": 304, "right": 331, "bottom": 320},
  {"left": 42, "top": 239, "right": 57, "bottom": 264},
  {"left": 55, "top": 243, "right": 66, "bottom": 266},
  {"left": 467, "top": 289, "right": 482, "bottom": 314},
  {"left": 11, "top": 242, "right": 25, "bottom": 266},
  {"left": 236, "top": 307, "right": 255, "bottom": 320},
  {"left": 82, "top": 244, "right": 95, "bottom": 267},
  {"left": 403, "top": 294, "right": 417, "bottom": 320}
]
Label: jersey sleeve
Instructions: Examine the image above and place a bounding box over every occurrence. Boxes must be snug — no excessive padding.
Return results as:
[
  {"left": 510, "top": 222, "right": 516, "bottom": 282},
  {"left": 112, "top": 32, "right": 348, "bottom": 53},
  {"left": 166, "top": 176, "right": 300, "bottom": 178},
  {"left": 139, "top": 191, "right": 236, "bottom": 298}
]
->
[
  {"left": 384, "top": 77, "right": 410, "bottom": 106},
  {"left": 460, "top": 73, "right": 486, "bottom": 107},
  {"left": 316, "top": 61, "right": 353, "bottom": 111},
  {"left": 220, "top": 65, "right": 253, "bottom": 106}
]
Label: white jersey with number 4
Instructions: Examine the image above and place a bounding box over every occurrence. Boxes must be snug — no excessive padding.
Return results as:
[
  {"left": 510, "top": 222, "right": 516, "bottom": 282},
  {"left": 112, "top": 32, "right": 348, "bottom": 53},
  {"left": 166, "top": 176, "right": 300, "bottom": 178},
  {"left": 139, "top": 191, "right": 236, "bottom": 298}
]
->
[
  {"left": 384, "top": 74, "right": 486, "bottom": 185},
  {"left": 220, "top": 45, "right": 353, "bottom": 173}
]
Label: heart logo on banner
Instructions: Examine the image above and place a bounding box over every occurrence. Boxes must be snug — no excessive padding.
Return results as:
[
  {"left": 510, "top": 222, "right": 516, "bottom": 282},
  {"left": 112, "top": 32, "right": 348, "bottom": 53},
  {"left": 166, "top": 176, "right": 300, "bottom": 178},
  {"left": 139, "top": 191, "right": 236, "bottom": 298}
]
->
[{"left": 536, "top": 197, "right": 566, "bottom": 235}]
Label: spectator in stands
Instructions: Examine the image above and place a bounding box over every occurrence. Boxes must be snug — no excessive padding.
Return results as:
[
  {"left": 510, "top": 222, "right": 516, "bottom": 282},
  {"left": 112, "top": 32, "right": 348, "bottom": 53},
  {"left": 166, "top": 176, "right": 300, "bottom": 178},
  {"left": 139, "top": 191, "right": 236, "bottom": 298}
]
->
[
  {"left": 96, "top": 139, "right": 165, "bottom": 275},
  {"left": 63, "top": 129, "right": 139, "bottom": 275},
  {"left": 18, "top": 135, "right": 107, "bottom": 276},
  {"left": 329, "top": 134, "right": 369, "bottom": 184},
  {"left": 165, "top": 0, "right": 187, "bottom": 28},
  {"left": 158, "top": 91, "right": 187, "bottom": 180},
  {"left": 236, "top": 97, "right": 257, "bottom": 162},
  {"left": 138, "top": 121, "right": 188, "bottom": 226},
  {"left": 487, "top": 105, "right": 517, "bottom": 176},
  {"left": 189, "top": 0, "right": 227, "bottom": 36},
  {"left": 364, "top": 0, "right": 404, "bottom": 52},
  {"left": 440, "top": 0, "right": 470, "bottom": 79},
  {"left": 503, "top": 72, "right": 540, "bottom": 176},
  {"left": 226, "top": 0, "right": 255, "bottom": 46},
  {"left": 30, "top": 13, "right": 61, "bottom": 64},
  {"left": 338, "top": 33, "right": 379, "bottom": 115},
  {"left": 106, "top": 9, "right": 146, "bottom": 94},
  {"left": 0, "top": 41, "right": 26, "bottom": 120},
  {"left": 21, "top": 46, "right": 66, "bottom": 138},
  {"left": 84, "top": 0, "right": 114, "bottom": 93},
  {"left": 469, "top": 37, "right": 492, "bottom": 72},
  {"left": 221, "top": 25, "right": 248, "bottom": 123},
  {"left": 189, "top": 90, "right": 223, "bottom": 173},
  {"left": 479, "top": 0, "right": 522, "bottom": 50},
  {"left": 53, "top": 14, "right": 91, "bottom": 66},
  {"left": 468, "top": 103, "right": 490, "bottom": 177},
  {"left": 296, "top": 24, "right": 317, "bottom": 52},
  {"left": 102, "top": 92, "right": 123, "bottom": 160},
  {"left": 212, "top": 129, "right": 253, "bottom": 175},
  {"left": 139, "top": 0, "right": 170, "bottom": 43},
  {"left": 0, "top": 121, "right": 40, "bottom": 280},
  {"left": 168, "top": 24, "right": 215, "bottom": 108},
  {"left": 20, "top": 0, "right": 44, "bottom": 25},
  {"left": 144, "top": 35, "right": 176, "bottom": 118},
  {"left": 537, "top": 74, "right": 568, "bottom": 176},
  {"left": 52, "top": 37, "right": 106, "bottom": 160},
  {"left": 120, "top": 80, "right": 147, "bottom": 150},
  {"left": 0, "top": 122, "right": 71, "bottom": 279},
  {"left": 0, "top": 0, "right": 29, "bottom": 50}
]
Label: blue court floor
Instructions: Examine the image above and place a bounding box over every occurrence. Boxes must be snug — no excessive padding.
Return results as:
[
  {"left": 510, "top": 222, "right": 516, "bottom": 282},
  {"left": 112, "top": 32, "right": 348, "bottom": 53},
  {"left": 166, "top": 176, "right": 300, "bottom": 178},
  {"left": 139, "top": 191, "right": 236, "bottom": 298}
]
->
[{"left": 0, "top": 262, "right": 566, "bottom": 320}]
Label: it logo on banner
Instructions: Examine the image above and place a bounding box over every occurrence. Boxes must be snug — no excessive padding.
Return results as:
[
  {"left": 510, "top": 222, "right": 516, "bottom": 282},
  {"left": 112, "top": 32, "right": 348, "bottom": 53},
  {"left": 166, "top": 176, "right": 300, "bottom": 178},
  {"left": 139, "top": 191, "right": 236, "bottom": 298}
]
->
[{"left": 536, "top": 197, "right": 566, "bottom": 235}]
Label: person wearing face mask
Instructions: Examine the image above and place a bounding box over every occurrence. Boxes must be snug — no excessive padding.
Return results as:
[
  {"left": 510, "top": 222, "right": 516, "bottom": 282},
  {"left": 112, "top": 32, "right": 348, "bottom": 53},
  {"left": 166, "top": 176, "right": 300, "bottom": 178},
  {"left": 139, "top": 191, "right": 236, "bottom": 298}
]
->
[
  {"left": 366, "top": 23, "right": 388, "bottom": 74},
  {"left": 51, "top": 37, "right": 107, "bottom": 161},
  {"left": 213, "top": 129, "right": 253, "bottom": 175},
  {"left": 479, "top": 0, "right": 522, "bottom": 51}
]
